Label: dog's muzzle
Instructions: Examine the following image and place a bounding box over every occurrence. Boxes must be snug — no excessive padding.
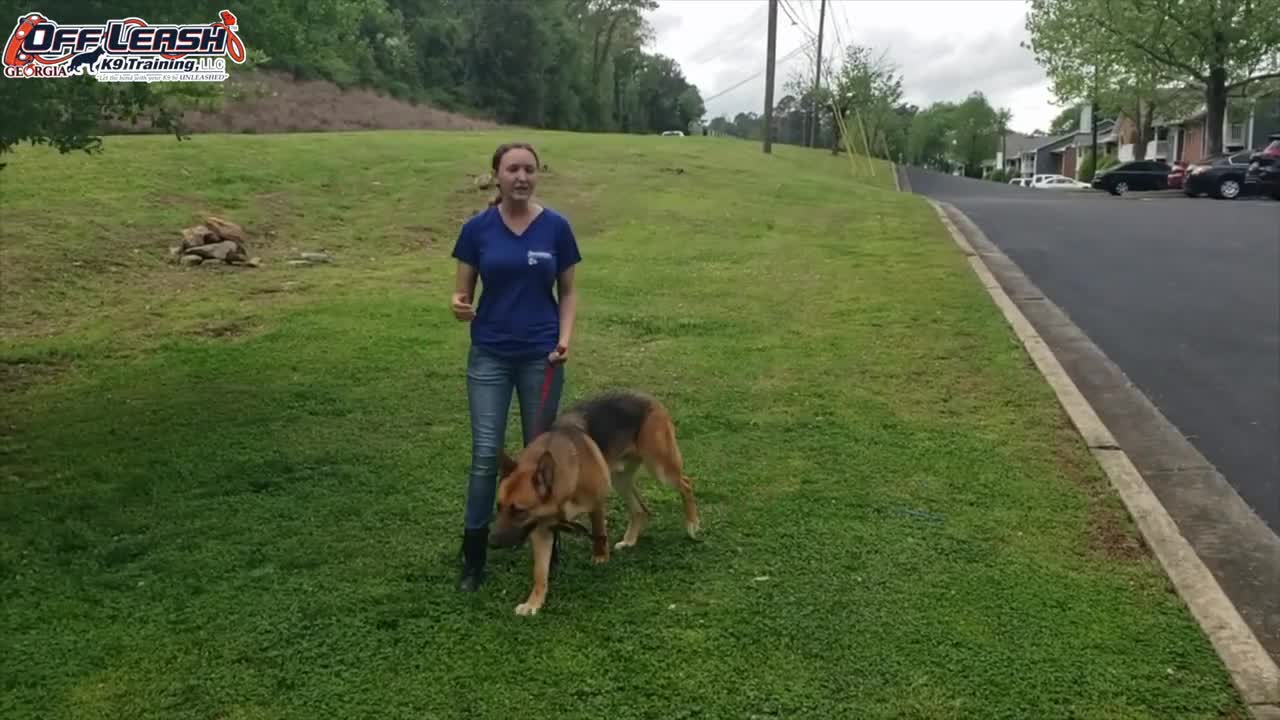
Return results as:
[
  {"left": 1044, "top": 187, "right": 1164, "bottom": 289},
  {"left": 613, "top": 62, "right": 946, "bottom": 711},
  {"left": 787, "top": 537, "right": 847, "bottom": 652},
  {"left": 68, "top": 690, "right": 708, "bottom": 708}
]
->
[{"left": 489, "top": 522, "right": 535, "bottom": 549}]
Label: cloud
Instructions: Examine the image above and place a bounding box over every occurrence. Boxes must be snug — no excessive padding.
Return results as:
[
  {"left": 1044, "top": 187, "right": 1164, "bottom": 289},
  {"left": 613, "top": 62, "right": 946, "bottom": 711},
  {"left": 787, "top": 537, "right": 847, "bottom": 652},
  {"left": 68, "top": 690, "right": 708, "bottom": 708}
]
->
[
  {"left": 868, "top": 22, "right": 1048, "bottom": 108},
  {"left": 645, "top": 0, "right": 1062, "bottom": 134},
  {"left": 647, "top": 9, "right": 683, "bottom": 38}
]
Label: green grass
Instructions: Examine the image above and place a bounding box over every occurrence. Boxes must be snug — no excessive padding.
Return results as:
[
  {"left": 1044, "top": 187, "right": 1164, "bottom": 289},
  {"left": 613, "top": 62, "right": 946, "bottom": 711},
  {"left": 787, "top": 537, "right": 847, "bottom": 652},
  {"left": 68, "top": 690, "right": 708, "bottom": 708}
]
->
[{"left": 0, "top": 130, "right": 1243, "bottom": 719}]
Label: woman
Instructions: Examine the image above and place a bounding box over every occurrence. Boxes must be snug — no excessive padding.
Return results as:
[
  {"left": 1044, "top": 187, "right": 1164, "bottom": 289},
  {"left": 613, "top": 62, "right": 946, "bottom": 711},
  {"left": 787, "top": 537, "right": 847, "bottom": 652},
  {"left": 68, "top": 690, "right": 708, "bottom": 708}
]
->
[{"left": 450, "top": 142, "right": 581, "bottom": 592}]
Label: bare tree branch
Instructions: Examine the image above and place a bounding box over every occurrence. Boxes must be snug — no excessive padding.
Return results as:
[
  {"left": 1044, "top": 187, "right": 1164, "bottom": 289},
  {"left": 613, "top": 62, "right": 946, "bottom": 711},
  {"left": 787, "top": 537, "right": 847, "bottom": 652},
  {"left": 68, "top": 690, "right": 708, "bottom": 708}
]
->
[{"left": 1226, "top": 71, "right": 1280, "bottom": 91}]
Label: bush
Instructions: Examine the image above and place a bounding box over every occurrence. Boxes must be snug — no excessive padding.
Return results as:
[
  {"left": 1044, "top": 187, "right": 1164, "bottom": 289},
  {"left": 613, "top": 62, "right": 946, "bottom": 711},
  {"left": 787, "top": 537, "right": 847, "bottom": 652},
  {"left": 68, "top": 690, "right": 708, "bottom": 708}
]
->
[
  {"left": 1077, "top": 152, "right": 1097, "bottom": 182},
  {"left": 1078, "top": 151, "right": 1119, "bottom": 182},
  {"left": 988, "top": 168, "right": 1008, "bottom": 183}
]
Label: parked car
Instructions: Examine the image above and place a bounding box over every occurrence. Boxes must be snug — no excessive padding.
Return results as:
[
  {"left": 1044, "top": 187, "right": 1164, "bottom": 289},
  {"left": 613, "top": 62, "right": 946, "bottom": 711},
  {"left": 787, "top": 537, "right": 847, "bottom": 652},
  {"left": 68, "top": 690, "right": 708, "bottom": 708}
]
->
[
  {"left": 1034, "top": 175, "right": 1092, "bottom": 190},
  {"left": 1244, "top": 133, "right": 1280, "bottom": 200},
  {"left": 1089, "top": 160, "right": 1172, "bottom": 195},
  {"left": 1008, "top": 177, "right": 1031, "bottom": 188},
  {"left": 1184, "top": 150, "right": 1255, "bottom": 199},
  {"left": 1167, "top": 160, "right": 1188, "bottom": 190}
]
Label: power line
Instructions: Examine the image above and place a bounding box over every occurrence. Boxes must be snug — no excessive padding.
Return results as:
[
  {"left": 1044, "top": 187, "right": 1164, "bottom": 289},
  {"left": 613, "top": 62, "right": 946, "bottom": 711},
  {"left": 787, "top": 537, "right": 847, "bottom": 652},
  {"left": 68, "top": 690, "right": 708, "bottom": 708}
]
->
[
  {"left": 782, "top": 0, "right": 816, "bottom": 39},
  {"left": 779, "top": 0, "right": 802, "bottom": 30},
  {"left": 702, "top": 39, "right": 813, "bottom": 104}
]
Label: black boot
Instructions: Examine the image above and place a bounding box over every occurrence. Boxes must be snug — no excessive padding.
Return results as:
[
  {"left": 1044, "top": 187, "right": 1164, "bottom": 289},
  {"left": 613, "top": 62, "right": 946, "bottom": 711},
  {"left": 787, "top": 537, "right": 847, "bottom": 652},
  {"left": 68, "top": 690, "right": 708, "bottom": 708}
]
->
[{"left": 458, "top": 527, "right": 488, "bottom": 592}]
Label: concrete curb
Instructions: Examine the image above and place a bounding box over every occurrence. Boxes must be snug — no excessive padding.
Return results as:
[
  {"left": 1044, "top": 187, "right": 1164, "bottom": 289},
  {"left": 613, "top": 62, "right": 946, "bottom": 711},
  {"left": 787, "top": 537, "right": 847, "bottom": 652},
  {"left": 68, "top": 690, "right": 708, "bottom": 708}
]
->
[
  {"left": 893, "top": 163, "right": 911, "bottom": 193},
  {"left": 926, "top": 197, "right": 1280, "bottom": 719}
]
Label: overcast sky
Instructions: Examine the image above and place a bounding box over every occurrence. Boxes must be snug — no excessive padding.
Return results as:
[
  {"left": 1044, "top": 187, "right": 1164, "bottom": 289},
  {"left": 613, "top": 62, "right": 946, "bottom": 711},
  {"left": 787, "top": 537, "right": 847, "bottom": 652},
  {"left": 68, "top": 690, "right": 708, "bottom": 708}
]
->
[{"left": 644, "top": 0, "right": 1063, "bottom": 134}]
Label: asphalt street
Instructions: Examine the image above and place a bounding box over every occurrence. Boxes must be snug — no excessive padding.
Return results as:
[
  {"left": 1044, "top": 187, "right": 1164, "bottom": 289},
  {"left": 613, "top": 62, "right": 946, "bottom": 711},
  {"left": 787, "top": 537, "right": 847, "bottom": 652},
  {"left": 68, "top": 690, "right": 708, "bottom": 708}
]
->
[{"left": 906, "top": 169, "right": 1279, "bottom": 533}]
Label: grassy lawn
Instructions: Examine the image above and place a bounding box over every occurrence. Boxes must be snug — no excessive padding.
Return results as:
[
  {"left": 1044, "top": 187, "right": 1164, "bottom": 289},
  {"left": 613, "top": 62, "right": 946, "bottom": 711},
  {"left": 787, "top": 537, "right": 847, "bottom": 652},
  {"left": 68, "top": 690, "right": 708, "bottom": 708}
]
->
[{"left": 0, "top": 130, "right": 1242, "bottom": 719}]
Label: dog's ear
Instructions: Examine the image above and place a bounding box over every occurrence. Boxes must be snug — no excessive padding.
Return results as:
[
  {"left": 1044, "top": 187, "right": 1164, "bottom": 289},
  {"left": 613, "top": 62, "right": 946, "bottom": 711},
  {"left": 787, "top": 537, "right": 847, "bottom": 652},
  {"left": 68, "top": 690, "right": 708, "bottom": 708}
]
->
[
  {"left": 534, "top": 451, "right": 555, "bottom": 499},
  {"left": 498, "top": 448, "right": 517, "bottom": 477}
]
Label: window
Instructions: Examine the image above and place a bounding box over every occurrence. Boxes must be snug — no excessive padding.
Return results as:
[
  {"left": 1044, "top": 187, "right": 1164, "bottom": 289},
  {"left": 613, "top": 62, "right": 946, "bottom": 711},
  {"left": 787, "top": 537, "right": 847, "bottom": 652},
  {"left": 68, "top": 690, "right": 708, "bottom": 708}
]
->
[{"left": 1228, "top": 122, "right": 1246, "bottom": 142}]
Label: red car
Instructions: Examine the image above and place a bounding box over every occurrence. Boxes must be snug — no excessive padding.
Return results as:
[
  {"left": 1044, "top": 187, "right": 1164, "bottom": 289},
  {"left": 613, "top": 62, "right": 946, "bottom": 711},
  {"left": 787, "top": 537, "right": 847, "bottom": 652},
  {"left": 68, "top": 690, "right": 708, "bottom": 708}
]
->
[{"left": 1167, "top": 160, "right": 1187, "bottom": 189}]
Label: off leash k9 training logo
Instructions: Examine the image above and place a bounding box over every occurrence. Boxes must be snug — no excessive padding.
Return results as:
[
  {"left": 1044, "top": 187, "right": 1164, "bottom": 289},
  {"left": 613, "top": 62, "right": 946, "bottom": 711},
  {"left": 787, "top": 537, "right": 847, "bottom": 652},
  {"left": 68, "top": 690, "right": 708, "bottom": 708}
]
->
[{"left": 3, "top": 9, "right": 246, "bottom": 82}]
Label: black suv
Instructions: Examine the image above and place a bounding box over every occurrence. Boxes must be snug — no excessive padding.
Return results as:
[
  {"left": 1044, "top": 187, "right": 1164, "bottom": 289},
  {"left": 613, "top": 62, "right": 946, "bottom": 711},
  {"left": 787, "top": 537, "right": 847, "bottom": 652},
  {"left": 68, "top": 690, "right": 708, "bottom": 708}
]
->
[{"left": 1244, "top": 134, "right": 1280, "bottom": 200}]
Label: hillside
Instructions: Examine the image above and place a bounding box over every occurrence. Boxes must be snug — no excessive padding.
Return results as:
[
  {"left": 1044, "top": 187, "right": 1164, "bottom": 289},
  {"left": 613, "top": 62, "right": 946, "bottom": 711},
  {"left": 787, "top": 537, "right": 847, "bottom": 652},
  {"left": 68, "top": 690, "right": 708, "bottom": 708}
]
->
[
  {"left": 109, "top": 70, "right": 500, "bottom": 135},
  {"left": 0, "top": 130, "right": 1244, "bottom": 719}
]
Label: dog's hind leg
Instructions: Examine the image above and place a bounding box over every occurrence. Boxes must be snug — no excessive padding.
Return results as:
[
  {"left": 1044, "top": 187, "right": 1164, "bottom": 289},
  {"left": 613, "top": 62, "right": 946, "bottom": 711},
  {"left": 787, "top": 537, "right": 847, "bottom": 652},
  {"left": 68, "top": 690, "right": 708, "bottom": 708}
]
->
[
  {"left": 612, "top": 459, "right": 649, "bottom": 550},
  {"left": 638, "top": 410, "right": 700, "bottom": 539},
  {"left": 646, "top": 457, "right": 699, "bottom": 539},
  {"left": 589, "top": 506, "right": 610, "bottom": 564}
]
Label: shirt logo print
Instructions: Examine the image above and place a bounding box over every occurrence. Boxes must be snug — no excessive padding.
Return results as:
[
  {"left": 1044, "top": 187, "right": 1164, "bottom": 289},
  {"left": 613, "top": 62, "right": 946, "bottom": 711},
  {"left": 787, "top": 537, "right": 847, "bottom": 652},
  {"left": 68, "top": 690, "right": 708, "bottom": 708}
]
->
[{"left": 527, "top": 250, "right": 553, "bottom": 266}]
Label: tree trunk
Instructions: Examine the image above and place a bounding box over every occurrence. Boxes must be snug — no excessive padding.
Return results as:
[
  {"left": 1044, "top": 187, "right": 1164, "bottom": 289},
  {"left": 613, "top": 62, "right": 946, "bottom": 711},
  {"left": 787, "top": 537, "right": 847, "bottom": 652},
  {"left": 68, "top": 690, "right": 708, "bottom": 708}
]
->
[
  {"left": 1132, "top": 104, "right": 1147, "bottom": 161},
  {"left": 1205, "top": 66, "right": 1227, "bottom": 155}
]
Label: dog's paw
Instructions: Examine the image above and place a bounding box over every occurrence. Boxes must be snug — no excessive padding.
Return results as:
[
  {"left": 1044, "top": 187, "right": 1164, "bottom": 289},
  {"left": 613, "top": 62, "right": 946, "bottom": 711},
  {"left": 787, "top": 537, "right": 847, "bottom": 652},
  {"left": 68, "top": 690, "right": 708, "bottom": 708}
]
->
[
  {"left": 514, "top": 602, "right": 540, "bottom": 616},
  {"left": 591, "top": 552, "right": 609, "bottom": 565},
  {"left": 613, "top": 539, "right": 635, "bottom": 551},
  {"left": 685, "top": 519, "right": 701, "bottom": 538}
]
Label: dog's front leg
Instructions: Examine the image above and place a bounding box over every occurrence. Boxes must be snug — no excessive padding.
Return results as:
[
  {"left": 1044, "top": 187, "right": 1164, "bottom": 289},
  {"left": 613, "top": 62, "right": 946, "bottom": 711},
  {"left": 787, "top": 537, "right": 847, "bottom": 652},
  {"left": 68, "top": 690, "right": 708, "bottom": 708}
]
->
[
  {"left": 515, "top": 526, "right": 554, "bottom": 616},
  {"left": 590, "top": 507, "right": 609, "bottom": 565}
]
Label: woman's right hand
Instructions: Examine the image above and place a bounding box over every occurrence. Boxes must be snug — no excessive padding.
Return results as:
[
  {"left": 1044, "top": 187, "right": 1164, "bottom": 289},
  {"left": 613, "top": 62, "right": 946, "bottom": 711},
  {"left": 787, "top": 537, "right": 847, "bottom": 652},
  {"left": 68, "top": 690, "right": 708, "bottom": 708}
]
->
[{"left": 451, "top": 292, "right": 475, "bottom": 321}]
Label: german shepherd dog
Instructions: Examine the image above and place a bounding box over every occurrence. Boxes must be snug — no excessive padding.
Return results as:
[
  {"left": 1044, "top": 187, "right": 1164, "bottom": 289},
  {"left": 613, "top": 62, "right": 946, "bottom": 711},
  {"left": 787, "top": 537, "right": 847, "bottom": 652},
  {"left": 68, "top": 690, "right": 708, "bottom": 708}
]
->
[{"left": 490, "top": 390, "right": 700, "bottom": 615}]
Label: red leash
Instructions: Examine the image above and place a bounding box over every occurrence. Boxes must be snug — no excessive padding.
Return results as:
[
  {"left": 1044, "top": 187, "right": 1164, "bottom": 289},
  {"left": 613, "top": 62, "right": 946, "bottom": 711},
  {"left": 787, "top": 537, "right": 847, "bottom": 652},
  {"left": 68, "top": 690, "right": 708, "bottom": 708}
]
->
[{"left": 533, "top": 362, "right": 556, "bottom": 437}]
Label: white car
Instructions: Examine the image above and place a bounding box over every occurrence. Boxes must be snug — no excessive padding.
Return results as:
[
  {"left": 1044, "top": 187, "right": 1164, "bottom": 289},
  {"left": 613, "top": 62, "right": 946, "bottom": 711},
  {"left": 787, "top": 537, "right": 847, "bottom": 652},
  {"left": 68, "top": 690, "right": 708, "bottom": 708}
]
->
[
  {"left": 1008, "top": 177, "right": 1032, "bottom": 187},
  {"left": 1032, "top": 174, "right": 1091, "bottom": 190}
]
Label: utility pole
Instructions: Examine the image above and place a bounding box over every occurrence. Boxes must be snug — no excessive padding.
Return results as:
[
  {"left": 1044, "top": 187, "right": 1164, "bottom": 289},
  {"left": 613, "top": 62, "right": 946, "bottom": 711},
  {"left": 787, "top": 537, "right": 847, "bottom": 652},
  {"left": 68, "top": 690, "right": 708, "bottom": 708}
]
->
[
  {"left": 1090, "top": 64, "right": 1099, "bottom": 180},
  {"left": 763, "top": 0, "right": 777, "bottom": 153},
  {"left": 809, "top": 0, "right": 826, "bottom": 148}
]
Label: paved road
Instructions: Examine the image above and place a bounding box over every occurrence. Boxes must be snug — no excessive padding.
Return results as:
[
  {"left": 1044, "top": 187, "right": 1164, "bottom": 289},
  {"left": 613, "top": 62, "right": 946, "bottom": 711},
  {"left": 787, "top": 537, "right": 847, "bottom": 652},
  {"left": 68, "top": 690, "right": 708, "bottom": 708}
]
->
[{"left": 906, "top": 169, "right": 1279, "bottom": 533}]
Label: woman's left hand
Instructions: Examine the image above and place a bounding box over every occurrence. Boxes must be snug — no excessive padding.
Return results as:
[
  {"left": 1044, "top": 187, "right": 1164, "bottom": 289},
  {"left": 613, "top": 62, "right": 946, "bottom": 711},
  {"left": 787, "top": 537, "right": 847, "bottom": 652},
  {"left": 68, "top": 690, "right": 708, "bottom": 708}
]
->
[{"left": 548, "top": 343, "right": 569, "bottom": 365}]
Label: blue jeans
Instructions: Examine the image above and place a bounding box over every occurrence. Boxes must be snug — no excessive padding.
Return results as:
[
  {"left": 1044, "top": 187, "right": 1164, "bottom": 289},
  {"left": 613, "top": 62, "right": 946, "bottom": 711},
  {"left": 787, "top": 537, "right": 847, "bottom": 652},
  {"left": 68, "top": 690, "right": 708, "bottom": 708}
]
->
[{"left": 463, "top": 345, "right": 565, "bottom": 530}]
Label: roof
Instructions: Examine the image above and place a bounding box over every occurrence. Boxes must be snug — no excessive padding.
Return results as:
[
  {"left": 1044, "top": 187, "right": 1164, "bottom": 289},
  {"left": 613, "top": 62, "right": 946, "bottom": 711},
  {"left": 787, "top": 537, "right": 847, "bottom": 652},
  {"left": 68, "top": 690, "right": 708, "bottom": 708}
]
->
[
  {"left": 1001, "top": 132, "right": 1044, "bottom": 157},
  {"left": 1027, "top": 131, "right": 1078, "bottom": 154}
]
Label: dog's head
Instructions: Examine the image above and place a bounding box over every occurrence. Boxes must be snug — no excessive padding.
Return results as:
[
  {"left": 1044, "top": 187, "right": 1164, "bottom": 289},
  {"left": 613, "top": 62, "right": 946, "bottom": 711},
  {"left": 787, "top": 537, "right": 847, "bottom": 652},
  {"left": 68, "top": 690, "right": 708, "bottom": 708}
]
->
[{"left": 489, "top": 447, "right": 560, "bottom": 548}]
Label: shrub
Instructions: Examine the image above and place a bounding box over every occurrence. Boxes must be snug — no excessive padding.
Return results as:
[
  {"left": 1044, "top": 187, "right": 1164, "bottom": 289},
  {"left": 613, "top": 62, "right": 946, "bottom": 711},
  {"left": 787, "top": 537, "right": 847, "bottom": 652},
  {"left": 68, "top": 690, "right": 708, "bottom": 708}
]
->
[
  {"left": 1077, "top": 152, "right": 1097, "bottom": 182},
  {"left": 1079, "top": 151, "right": 1119, "bottom": 182}
]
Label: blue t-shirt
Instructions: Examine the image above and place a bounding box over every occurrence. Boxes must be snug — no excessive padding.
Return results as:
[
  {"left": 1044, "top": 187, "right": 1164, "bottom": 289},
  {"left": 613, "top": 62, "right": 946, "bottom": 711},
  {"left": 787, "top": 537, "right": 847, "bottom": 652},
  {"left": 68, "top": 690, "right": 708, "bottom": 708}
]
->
[{"left": 451, "top": 206, "right": 582, "bottom": 359}]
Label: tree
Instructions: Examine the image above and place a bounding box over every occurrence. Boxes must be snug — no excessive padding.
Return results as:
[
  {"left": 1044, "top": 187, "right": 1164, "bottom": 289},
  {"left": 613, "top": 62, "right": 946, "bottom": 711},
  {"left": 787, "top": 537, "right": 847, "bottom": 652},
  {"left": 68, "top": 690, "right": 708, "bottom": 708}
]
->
[
  {"left": 830, "top": 44, "right": 903, "bottom": 157},
  {"left": 0, "top": 0, "right": 705, "bottom": 163},
  {"left": 0, "top": 1, "right": 251, "bottom": 165},
  {"left": 782, "top": 66, "right": 833, "bottom": 148},
  {"left": 1048, "top": 105, "right": 1080, "bottom": 135},
  {"left": 677, "top": 86, "right": 706, "bottom": 130},
  {"left": 886, "top": 103, "right": 919, "bottom": 162},
  {"left": 772, "top": 95, "right": 808, "bottom": 145},
  {"left": 906, "top": 102, "right": 956, "bottom": 169},
  {"left": 1026, "top": 0, "right": 1280, "bottom": 155},
  {"left": 950, "top": 92, "right": 1001, "bottom": 177},
  {"left": 0, "top": 78, "right": 196, "bottom": 167},
  {"left": 996, "top": 107, "right": 1013, "bottom": 168}
]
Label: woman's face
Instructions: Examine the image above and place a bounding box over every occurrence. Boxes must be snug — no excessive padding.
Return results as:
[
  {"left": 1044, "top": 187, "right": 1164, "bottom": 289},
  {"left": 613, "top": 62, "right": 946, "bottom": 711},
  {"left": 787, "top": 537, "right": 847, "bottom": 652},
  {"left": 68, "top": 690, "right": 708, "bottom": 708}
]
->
[{"left": 495, "top": 148, "right": 538, "bottom": 202}]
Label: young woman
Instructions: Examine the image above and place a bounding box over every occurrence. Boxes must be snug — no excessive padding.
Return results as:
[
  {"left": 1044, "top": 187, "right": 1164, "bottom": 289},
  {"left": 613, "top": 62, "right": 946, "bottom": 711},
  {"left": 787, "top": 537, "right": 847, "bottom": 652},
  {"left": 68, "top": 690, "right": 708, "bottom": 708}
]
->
[{"left": 450, "top": 142, "right": 581, "bottom": 592}]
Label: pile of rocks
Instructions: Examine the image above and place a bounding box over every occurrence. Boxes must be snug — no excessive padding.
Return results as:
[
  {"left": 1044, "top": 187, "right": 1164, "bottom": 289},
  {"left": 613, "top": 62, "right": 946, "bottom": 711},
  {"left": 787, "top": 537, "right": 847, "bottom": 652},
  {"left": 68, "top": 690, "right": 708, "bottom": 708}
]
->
[{"left": 172, "top": 217, "right": 260, "bottom": 267}]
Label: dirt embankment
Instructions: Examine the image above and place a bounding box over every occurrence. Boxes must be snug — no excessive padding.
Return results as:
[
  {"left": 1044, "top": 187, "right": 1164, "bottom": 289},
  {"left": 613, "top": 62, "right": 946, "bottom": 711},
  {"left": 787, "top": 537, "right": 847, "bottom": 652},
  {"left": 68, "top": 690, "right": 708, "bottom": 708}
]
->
[{"left": 110, "top": 70, "right": 500, "bottom": 134}]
